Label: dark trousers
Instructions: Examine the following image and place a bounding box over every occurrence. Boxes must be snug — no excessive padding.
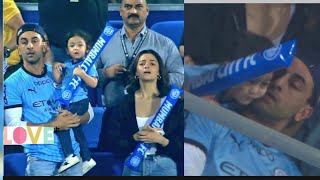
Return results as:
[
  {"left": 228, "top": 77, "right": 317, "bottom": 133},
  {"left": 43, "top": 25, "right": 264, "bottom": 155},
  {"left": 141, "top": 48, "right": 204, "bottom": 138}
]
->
[{"left": 56, "top": 98, "right": 91, "bottom": 161}]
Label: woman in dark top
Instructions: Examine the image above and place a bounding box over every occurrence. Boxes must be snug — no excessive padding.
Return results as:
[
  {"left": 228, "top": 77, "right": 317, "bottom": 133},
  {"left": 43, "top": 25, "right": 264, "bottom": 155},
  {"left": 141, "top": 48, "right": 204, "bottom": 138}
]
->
[{"left": 100, "top": 49, "right": 184, "bottom": 176}]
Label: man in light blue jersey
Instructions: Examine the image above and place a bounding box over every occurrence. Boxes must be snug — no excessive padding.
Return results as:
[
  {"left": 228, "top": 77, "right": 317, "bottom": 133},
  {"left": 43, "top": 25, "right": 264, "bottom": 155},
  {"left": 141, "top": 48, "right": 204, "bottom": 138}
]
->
[
  {"left": 4, "top": 23, "right": 94, "bottom": 176},
  {"left": 184, "top": 53, "right": 320, "bottom": 175},
  {"left": 95, "top": 0, "right": 184, "bottom": 109}
]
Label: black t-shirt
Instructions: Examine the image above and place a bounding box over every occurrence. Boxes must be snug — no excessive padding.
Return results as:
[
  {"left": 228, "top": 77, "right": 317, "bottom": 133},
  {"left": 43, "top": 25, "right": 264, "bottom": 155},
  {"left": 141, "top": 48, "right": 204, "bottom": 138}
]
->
[{"left": 38, "top": 0, "right": 108, "bottom": 48}]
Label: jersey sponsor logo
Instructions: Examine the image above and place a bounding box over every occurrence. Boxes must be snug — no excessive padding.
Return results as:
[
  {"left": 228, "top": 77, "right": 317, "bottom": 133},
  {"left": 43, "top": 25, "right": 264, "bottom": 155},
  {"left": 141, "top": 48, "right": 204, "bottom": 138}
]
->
[
  {"left": 229, "top": 133, "right": 242, "bottom": 149},
  {"left": 28, "top": 87, "right": 37, "bottom": 93},
  {"left": 220, "top": 161, "right": 248, "bottom": 176},
  {"left": 34, "top": 79, "right": 51, "bottom": 86},
  {"left": 33, "top": 99, "right": 57, "bottom": 108},
  {"left": 249, "top": 141, "right": 275, "bottom": 162}
]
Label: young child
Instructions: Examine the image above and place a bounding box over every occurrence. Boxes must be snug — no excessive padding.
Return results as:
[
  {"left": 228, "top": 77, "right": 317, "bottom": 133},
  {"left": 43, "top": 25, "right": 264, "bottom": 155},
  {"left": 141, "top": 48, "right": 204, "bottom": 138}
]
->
[
  {"left": 213, "top": 72, "right": 273, "bottom": 110},
  {"left": 185, "top": 31, "right": 275, "bottom": 110},
  {"left": 185, "top": 64, "right": 273, "bottom": 110},
  {"left": 53, "top": 30, "right": 98, "bottom": 175}
]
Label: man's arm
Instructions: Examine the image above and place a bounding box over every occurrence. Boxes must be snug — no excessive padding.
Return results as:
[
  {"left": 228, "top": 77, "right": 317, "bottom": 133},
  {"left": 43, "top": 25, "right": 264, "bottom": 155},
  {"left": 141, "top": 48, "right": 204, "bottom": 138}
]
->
[
  {"left": 165, "top": 39, "right": 184, "bottom": 87},
  {"left": 4, "top": 11, "right": 25, "bottom": 51},
  {"left": 80, "top": 103, "right": 94, "bottom": 124},
  {"left": 5, "top": 103, "right": 94, "bottom": 129},
  {"left": 95, "top": 56, "right": 110, "bottom": 88},
  {"left": 5, "top": 108, "right": 80, "bottom": 130}
]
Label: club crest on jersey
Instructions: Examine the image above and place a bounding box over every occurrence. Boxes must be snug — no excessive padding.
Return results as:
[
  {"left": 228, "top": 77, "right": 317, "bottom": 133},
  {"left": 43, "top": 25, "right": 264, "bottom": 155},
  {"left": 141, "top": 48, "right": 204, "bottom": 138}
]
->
[{"left": 274, "top": 168, "right": 288, "bottom": 176}]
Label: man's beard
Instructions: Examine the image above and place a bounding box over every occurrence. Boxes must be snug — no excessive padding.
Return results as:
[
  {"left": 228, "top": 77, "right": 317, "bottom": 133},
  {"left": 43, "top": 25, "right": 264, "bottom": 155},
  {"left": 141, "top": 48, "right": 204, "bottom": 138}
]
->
[
  {"left": 25, "top": 57, "right": 41, "bottom": 65},
  {"left": 249, "top": 100, "right": 283, "bottom": 123},
  {"left": 126, "top": 15, "right": 143, "bottom": 29}
]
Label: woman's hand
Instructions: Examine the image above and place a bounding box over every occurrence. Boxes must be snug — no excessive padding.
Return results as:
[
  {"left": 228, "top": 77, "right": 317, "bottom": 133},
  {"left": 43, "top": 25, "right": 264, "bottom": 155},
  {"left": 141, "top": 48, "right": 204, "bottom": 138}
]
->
[{"left": 133, "top": 124, "right": 169, "bottom": 146}]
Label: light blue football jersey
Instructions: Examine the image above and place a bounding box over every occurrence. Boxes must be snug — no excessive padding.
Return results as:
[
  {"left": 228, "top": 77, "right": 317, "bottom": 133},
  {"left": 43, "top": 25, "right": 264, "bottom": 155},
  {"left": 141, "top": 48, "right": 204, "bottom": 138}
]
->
[
  {"left": 61, "top": 59, "right": 98, "bottom": 103},
  {"left": 184, "top": 112, "right": 302, "bottom": 176},
  {"left": 4, "top": 64, "right": 80, "bottom": 162}
]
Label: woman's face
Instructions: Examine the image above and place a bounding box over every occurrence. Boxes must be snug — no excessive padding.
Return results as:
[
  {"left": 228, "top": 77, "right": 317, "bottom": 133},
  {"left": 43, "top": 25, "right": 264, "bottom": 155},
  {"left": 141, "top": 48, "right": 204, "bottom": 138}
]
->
[{"left": 136, "top": 53, "right": 160, "bottom": 81}]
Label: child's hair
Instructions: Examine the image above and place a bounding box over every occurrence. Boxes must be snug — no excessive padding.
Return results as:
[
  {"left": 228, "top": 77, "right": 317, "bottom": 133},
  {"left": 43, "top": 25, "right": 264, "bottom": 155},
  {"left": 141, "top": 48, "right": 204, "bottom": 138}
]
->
[
  {"left": 65, "top": 29, "right": 92, "bottom": 52},
  {"left": 226, "top": 31, "right": 274, "bottom": 62}
]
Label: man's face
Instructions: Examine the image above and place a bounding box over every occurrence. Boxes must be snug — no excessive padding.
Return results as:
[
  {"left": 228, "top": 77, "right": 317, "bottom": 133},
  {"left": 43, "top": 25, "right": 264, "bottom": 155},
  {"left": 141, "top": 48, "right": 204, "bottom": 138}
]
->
[
  {"left": 17, "top": 31, "right": 47, "bottom": 65},
  {"left": 252, "top": 57, "right": 314, "bottom": 121},
  {"left": 120, "top": 0, "right": 149, "bottom": 29}
]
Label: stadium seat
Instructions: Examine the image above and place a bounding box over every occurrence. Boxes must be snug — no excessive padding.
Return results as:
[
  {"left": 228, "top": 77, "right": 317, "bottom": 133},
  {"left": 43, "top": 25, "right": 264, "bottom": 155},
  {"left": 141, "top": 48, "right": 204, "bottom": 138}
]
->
[
  {"left": 4, "top": 153, "right": 27, "bottom": 176},
  {"left": 82, "top": 107, "right": 105, "bottom": 150},
  {"left": 88, "top": 87, "right": 98, "bottom": 107},
  {"left": 150, "top": 21, "right": 184, "bottom": 47},
  {"left": 109, "top": 20, "right": 123, "bottom": 29},
  {"left": 84, "top": 152, "right": 123, "bottom": 176},
  {"left": 96, "top": 87, "right": 104, "bottom": 107}
]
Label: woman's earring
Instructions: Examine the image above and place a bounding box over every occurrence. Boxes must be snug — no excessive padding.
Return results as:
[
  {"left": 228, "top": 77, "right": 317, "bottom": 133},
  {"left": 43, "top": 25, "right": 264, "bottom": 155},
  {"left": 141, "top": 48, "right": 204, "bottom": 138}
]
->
[
  {"left": 135, "top": 75, "right": 139, "bottom": 80},
  {"left": 157, "top": 75, "right": 161, "bottom": 80}
]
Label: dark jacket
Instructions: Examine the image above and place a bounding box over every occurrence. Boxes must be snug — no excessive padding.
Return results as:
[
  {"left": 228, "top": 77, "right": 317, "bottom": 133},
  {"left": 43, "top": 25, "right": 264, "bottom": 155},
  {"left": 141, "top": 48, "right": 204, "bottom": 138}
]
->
[
  {"left": 185, "top": 4, "right": 309, "bottom": 65},
  {"left": 38, "top": 0, "right": 108, "bottom": 48},
  {"left": 98, "top": 93, "right": 184, "bottom": 164}
]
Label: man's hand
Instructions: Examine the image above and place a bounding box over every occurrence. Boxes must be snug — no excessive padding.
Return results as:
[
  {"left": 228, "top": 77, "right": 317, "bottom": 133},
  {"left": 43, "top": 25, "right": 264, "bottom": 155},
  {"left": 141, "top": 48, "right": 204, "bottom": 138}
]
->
[
  {"left": 184, "top": 55, "right": 195, "bottom": 65},
  {"left": 105, "top": 64, "right": 126, "bottom": 79},
  {"left": 51, "top": 110, "right": 81, "bottom": 131}
]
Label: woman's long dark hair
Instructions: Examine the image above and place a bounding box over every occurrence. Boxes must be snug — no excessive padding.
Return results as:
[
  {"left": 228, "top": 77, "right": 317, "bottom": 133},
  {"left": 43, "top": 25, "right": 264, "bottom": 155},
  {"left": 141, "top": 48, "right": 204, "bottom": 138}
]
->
[{"left": 126, "top": 49, "right": 170, "bottom": 98}]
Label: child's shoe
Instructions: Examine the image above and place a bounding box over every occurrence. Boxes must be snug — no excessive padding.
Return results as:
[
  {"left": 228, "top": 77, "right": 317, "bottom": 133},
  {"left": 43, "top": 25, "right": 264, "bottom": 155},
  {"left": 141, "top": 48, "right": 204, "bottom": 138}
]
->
[
  {"left": 58, "top": 154, "right": 80, "bottom": 173},
  {"left": 82, "top": 158, "right": 97, "bottom": 175}
]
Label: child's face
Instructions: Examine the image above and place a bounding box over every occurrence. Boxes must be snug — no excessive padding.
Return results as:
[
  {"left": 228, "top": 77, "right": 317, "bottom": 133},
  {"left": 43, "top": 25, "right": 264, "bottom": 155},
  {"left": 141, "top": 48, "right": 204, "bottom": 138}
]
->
[
  {"left": 67, "top": 35, "right": 87, "bottom": 60},
  {"left": 228, "top": 72, "right": 273, "bottom": 105}
]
